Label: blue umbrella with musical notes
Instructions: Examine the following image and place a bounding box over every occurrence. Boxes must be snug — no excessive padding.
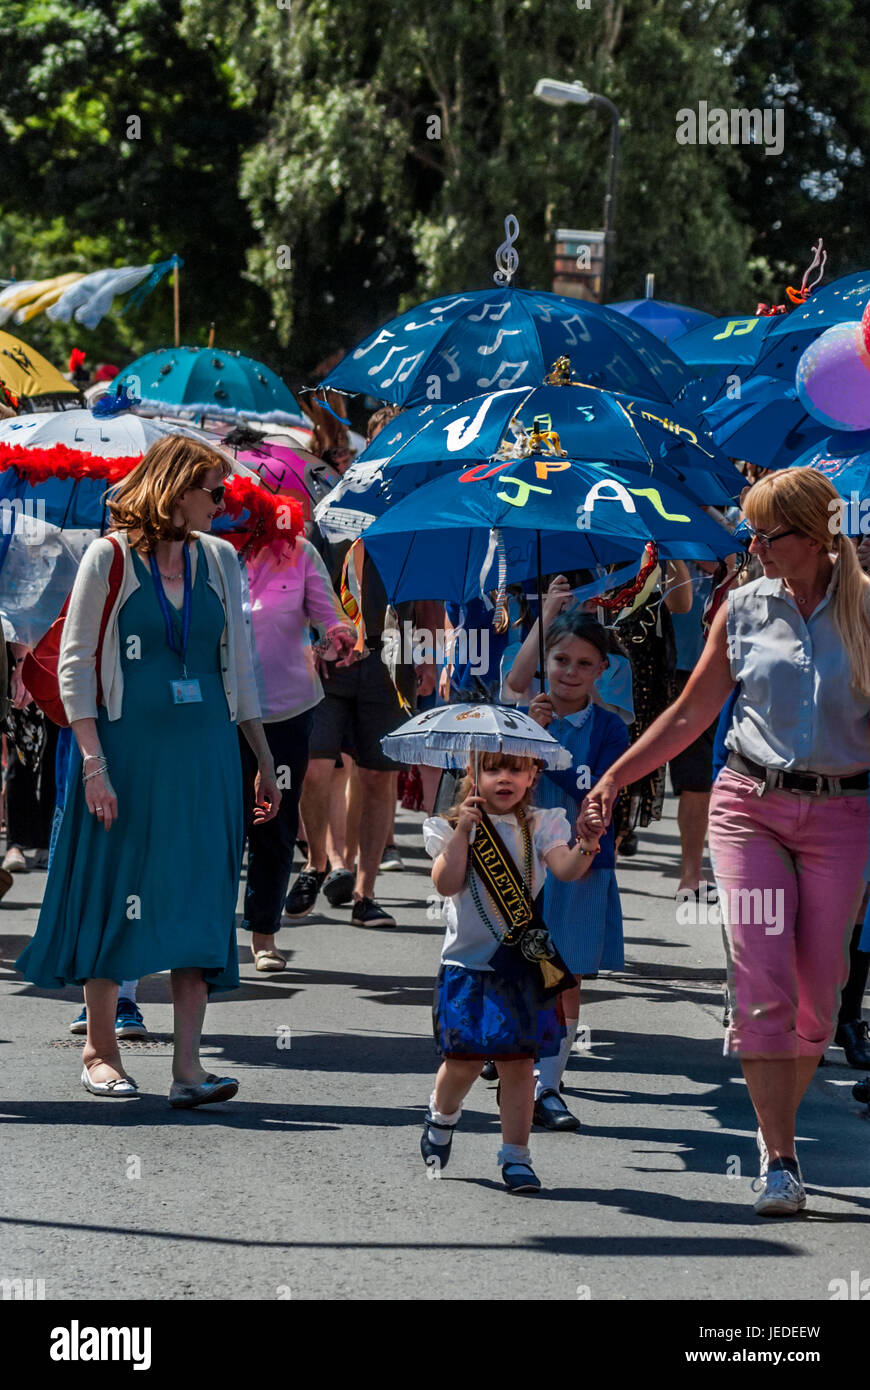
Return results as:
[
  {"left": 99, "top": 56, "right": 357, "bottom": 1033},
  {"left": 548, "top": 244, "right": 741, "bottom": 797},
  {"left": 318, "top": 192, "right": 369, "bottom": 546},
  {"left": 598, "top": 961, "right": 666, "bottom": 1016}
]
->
[{"left": 317, "top": 216, "right": 691, "bottom": 408}]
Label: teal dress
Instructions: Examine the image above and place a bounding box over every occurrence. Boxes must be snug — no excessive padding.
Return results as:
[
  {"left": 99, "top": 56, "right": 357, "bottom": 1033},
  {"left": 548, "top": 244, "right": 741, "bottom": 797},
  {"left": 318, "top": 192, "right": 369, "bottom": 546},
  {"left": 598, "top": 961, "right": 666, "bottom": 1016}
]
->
[{"left": 16, "top": 540, "right": 243, "bottom": 992}]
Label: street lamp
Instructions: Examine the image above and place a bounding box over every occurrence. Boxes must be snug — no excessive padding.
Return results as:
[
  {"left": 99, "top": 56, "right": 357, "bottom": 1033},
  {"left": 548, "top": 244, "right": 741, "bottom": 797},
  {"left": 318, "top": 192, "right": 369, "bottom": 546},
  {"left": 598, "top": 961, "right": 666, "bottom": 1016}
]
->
[{"left": 533, "top": 79, "right": 621, "bottom": 301}]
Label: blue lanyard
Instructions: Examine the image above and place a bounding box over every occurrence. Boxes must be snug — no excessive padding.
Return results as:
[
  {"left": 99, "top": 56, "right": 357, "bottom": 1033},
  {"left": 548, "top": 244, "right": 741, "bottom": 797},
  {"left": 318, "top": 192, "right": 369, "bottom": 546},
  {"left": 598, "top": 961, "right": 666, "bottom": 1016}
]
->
[{"left": 149, "top": 544, "right": 192, "bottom": 672}]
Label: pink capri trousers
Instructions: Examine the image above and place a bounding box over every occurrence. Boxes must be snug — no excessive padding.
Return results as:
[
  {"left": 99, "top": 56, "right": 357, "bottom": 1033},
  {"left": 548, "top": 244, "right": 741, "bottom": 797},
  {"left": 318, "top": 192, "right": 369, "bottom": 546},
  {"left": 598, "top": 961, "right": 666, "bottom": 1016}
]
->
[{"left": 708, "top": 767, "right": 870, "bottom": 1058}]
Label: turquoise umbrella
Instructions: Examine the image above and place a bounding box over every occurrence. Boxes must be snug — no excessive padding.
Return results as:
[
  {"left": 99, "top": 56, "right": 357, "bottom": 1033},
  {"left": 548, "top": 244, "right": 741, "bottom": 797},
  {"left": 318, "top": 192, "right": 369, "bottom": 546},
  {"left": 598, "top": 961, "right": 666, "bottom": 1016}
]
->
[{"left": 113, "top": 346, "right": 306, "bottom": 427}]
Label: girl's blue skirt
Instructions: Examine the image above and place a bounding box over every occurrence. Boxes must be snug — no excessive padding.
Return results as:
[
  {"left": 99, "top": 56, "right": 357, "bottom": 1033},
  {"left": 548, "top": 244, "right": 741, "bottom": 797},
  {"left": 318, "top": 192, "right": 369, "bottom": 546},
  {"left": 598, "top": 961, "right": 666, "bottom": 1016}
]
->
[{"left": 433, "top": 964, "right": 564, "bottom": 1059}]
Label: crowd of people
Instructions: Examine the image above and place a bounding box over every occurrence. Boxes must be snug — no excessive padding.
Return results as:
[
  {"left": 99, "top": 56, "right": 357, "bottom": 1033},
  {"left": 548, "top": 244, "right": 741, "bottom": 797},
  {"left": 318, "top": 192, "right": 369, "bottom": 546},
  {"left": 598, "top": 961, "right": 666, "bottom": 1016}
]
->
[{"left": 4, "top": 404, "right": 870, "bottom": 1215}]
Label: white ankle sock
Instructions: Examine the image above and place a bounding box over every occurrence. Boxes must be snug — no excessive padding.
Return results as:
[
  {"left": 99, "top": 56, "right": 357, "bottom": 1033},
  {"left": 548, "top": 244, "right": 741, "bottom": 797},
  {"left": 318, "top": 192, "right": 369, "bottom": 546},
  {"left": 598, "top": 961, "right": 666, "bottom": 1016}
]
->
[
  {"left": 498, "top": 1142, "right": 532, "bottom": 1167},
  {"left": 534, "top": 1019, "right": 578, "bottom": 1100},
  {"left": 426, "top": 1090, "right": 461, "bottom": 1143},
  {"left": 118, "top": 980, "right": 138, "bottom": 1004}
]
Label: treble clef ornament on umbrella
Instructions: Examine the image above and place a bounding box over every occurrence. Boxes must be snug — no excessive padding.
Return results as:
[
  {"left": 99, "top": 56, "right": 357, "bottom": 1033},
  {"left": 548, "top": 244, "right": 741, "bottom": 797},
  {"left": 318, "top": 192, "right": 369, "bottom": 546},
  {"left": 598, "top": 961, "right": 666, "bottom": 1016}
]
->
[{"left": 493, "top": 214, "right": 520, "bottom": 286}]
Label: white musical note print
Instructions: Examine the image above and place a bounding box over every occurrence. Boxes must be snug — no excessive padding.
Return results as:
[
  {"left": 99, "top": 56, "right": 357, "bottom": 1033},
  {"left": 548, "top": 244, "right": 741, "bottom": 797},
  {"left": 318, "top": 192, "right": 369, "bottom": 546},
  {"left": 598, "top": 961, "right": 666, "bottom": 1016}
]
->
[
  {"left": 403, "top": 316, "right": 445, "bottom": 332},
  {"left": 368, "top": 344, "right": 408, "bottom": 376},
  {"left": 477, "top": 327, "right": 522, "bottom": 357},
  {"left": 605, "top": 353, "right": 641, "bottom": 385},
  {"left": 467, "top": 301, "right": 511, "bottom": 323},
  {"left": 439, "top": 347, "right": 462, "bottom": 382},
  {"left": 379, "top": 351, "right": 425, "bottom": 389},
  {"left": 475, "top": 360, "right": 529, "bottom": 389},
  {"left": 432, "top": 297, "right": 475, "bottom": 315},
  {"left": 353, "top": 327, "right": 395, "bottom": 361},
  {"left": 560, "top": 314, "right": 592, "bottom": 346}
]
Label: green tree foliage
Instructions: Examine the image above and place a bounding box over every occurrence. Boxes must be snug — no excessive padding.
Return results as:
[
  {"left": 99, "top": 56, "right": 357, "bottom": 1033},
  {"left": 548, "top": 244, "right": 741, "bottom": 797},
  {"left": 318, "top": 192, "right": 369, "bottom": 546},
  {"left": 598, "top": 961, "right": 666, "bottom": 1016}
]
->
[
  {"left": 0, "top": 0, "right": 273, "bottom": 368},
  {"left": 1, "top": 0, "right": 868, "bottom": 386},
  {"left": 183, "top": 0, "right": 763, "bottom": 377},
  {"left": 734, "top": 0, "right": 870, "bottom": 290}
]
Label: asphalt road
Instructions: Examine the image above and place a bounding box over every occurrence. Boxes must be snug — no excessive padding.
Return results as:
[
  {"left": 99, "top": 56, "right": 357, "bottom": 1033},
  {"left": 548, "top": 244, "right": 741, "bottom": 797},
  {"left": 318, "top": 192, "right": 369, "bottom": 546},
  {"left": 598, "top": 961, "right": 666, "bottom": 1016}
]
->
[{"left": 1, "top": 795, "right": 868, "bottom": 1301}]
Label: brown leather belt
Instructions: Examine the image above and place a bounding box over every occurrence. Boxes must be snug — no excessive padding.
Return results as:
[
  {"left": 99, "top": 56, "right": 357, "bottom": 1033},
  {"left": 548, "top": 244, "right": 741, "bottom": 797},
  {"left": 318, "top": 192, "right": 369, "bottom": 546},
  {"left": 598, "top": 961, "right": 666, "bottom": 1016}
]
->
[{"left": 726, "top": 751, "right": 869, "bottom": 795}]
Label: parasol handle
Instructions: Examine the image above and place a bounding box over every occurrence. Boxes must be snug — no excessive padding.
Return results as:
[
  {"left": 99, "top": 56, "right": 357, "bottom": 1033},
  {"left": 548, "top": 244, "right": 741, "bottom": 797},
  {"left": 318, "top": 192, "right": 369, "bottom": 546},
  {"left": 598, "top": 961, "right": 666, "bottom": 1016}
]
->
[
  {"left": 536, "top": 531, "right": 546, "bottom": 694},
  {"left": 471, "top": 747, "right": 479, "bottom": 844}
]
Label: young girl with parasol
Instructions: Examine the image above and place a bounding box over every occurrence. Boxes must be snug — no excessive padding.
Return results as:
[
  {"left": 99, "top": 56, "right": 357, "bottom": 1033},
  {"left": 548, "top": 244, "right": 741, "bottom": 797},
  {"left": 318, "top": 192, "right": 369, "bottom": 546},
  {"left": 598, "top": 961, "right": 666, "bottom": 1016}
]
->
[{"left": 418, "top": 733, "right": 605, "bottom": 1194}]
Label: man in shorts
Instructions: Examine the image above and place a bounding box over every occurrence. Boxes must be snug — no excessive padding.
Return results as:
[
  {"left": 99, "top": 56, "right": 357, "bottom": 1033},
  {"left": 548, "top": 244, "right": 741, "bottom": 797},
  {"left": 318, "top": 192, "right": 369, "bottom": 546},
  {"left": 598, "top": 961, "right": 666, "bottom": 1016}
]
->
[{"left": 286, "top": 547, "right": 438, "bottom": 928}]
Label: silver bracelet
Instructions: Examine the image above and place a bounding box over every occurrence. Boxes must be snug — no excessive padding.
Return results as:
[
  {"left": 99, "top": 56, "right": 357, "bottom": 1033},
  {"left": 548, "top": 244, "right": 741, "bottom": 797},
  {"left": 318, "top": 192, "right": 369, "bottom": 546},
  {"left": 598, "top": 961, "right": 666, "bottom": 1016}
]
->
[{"left": 82, "top": 753, "right": 104, "bottom": 765}]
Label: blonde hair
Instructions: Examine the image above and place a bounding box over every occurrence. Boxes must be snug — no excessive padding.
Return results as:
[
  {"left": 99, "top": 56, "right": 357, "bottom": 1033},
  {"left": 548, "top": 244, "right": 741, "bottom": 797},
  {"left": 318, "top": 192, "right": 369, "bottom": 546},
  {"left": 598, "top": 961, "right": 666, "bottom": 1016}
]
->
[
  {"left": 107, "top": 435, "right": 232, "bottom": 554},
  {"left": 445, "top": 750, "right": 540, "bottom": 827},
  {"left": 743, "top": 466, "right": 870, "bottom": 696}
]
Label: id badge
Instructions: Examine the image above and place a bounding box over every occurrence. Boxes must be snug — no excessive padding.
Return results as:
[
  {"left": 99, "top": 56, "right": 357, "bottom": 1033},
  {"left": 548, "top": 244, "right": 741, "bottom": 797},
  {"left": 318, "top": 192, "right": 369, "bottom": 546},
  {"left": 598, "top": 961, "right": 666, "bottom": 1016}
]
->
[{"left": 171, "top": 677, "right": 203, "bottom": 704}]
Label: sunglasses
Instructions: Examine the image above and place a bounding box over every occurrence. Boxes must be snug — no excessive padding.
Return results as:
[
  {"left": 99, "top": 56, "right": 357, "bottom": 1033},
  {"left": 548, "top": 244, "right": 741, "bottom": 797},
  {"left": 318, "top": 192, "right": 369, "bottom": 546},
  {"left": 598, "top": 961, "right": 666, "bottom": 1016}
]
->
[
  {"left": 198, "top": 485, "right": 226, "bottom": 504},
  {"left": 741, "top": 522, "right": 799, "bottom": 549}
]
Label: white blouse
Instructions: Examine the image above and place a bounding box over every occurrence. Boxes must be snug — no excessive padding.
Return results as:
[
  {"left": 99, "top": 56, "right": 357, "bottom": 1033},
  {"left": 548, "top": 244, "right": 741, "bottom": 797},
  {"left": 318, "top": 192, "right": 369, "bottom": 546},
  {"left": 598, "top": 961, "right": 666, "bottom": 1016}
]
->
[{"left": 423, "top": 806, "right": 572, "bottom": 971}]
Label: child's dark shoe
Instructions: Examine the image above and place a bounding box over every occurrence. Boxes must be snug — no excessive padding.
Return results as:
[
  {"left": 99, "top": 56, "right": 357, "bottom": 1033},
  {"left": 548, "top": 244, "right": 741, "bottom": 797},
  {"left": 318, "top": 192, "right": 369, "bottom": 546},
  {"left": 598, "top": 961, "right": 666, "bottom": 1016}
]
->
[
  {"left": 501, "top": 1162, "right": 542, "bottom": 1194},
  {"left": 480, "top": 1059, "right": 498, "bottom": 1082},
  {"left": 420, "top": 1109, "right": 457, "bottom": 1173},
  {"left": 533, "top": 1088, "right": 580, "bottom": 1131}
]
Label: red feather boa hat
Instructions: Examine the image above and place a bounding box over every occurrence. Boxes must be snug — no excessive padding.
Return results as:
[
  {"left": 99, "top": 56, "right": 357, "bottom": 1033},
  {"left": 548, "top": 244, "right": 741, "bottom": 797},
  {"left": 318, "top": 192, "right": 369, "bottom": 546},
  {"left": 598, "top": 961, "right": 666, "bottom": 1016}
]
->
[{"left": 0, "top": 443, "right": 303, "bottom": 555}]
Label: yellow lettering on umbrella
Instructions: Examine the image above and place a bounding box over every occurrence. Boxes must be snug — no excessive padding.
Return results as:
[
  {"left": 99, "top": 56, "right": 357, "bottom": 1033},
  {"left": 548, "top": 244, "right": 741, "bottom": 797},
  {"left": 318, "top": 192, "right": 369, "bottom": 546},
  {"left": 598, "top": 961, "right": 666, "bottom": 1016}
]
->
[
  {"left": 496, "top": 476, "right": 553, "bottom": 507},
  {"left": 628, "top": 487, "right": 691, "bottom": 522},
  {"left": 712, "top": 317, "right": 759, "bottom": 340}
]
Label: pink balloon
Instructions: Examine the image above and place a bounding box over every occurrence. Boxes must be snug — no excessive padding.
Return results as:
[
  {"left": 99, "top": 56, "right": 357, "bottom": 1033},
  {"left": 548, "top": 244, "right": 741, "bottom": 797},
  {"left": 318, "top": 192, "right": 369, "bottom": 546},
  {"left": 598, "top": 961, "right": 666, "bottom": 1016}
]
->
[
  {"left": 796, "top": 322, "right": 870, "bottom": 431},
  {"left": 861, "top": 299, "right": 870, "bottom": 368}
]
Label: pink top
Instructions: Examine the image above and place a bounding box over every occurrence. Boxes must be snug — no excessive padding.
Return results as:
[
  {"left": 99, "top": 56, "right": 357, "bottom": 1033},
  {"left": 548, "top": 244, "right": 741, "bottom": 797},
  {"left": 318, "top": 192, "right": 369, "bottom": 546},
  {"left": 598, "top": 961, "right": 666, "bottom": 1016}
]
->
[{"left": 245, "top": 537, "right": 349, "bottom": 722}]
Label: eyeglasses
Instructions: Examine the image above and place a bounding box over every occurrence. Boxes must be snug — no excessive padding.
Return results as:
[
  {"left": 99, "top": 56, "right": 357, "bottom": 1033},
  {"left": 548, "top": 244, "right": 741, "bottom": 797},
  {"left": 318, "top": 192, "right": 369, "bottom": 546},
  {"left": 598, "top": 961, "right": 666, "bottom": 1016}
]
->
[
  {"left": 742, "top": 523, "right": 799, "bottom": 550},
  {"left": 198, "top": 485, "right": 226, "bottom": 504}
]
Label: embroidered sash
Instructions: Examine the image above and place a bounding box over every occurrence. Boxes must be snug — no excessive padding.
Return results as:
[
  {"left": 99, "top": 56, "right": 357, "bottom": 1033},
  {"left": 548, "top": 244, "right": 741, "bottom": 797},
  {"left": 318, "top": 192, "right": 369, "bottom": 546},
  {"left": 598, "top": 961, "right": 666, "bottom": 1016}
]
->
[{"left": 470, "top": 810, "right": 574, "bottom": 997}]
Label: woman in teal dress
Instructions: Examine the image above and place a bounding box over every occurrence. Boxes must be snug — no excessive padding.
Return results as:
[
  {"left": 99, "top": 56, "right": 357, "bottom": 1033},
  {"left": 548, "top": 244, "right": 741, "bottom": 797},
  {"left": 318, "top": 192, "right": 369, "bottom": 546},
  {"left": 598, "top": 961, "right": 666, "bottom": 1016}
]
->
[{"left": 16, "top": 435, "right": 281, "bottom": 1107}]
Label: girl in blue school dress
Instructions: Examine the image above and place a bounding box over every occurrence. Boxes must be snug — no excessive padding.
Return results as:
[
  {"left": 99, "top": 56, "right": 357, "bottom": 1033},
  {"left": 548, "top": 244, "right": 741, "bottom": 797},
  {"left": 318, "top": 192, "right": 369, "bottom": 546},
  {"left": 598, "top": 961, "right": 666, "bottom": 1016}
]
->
[{"left": 503, "top": 606, "right": 630, "bottom": 1131}]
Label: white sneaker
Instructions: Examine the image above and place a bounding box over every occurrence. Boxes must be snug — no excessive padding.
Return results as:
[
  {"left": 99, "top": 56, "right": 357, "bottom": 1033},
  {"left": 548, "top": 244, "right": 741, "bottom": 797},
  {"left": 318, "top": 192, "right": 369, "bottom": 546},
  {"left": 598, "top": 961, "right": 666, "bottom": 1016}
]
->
[
  {"left": 2, "top": 846, "right": 27, "bottom": 873},
  {"left": 753, "top": 1165, "right": 806, "bottom": 1216},
  {"left": 379, "top": 844, "right": 404, "bottom": 872}
]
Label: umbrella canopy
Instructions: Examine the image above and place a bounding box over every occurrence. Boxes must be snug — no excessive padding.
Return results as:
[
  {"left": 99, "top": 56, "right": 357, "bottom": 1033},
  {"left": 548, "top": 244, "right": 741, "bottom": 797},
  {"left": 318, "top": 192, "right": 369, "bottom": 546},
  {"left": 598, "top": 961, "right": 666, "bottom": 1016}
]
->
[
  {"left": 235, "top": 438, "right": 340, "bottom": 522},
  {"left": 702, "top": 376, "right": 829, "bottom": 469},
  {"left": 673, "top": 314, "right": 779, "bottom": 377},
  {"left": 380, "top": 702, "right": 573, "bottom": 770},
  {"left": 0, "top": 331, "right": 80, "bottom": 407},
  {"left": 0, "top": 410, "right": 288, "bottom": 644},
  {"left": 357, "top": 456, "right": 734, "bottom": 606},
  {"left": 112, "top": 347, "right": 306, "bottom": 427},
  {"left": 789, "top": 431, "right": 870, "bottom": 534},
  {"left": 0, "top": 409, "right": 237, "bottom": 537},
  {"left": 674, "top": 273, "right": 870, "bottom": 391},
  {"left": 608, "top": 299, "right": 713, "bottom": 342},
  {"left": 0, "top": 407, "right": 206, "bottom": 460},
  {"left": 762, "top": 270, "right": 870, "bottom": 344},
  {"left": 320, "top": 287, "right": 691, "bottom": 408},
  {"left": 367, "top": 383, "right": 736, "bottom": 480}
]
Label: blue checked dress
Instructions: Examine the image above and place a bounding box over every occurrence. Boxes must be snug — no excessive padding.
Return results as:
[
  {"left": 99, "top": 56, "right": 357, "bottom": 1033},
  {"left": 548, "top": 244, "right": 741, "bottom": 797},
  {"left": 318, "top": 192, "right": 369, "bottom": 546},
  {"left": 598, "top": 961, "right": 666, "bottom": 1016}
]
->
[{"left": 534, "top": 702, "right": 630, "bottom": 975}]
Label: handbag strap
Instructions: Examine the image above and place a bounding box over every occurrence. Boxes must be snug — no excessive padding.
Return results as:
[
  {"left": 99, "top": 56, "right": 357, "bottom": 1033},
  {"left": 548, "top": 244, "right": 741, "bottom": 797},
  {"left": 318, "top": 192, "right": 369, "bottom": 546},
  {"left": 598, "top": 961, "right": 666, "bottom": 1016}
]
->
[{"left": 95, "top": 536, "right": 124, "bottom": 707}]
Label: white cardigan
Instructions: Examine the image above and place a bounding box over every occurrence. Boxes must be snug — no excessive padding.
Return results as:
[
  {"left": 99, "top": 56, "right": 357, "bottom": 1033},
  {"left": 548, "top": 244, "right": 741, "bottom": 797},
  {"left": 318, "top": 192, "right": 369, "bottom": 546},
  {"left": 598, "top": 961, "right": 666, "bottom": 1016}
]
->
[{"left": 58, "top": 530, "right": 261, "bottom": 725}]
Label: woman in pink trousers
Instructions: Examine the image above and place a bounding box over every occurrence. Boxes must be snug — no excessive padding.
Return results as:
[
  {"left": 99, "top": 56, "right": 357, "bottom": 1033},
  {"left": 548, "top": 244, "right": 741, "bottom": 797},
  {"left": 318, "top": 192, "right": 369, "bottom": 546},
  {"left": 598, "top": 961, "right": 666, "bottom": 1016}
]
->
[{"left": 582, "top": 467, "right": 870, "bottom": 1217}]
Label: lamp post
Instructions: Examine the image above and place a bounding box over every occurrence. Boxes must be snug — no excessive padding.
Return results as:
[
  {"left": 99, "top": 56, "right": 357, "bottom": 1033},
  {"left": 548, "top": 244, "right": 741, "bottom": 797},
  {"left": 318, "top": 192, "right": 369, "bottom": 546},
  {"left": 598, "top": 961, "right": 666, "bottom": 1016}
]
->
[{"left": 533, "top": 79, "right": 621, "bottom": 301}]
